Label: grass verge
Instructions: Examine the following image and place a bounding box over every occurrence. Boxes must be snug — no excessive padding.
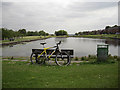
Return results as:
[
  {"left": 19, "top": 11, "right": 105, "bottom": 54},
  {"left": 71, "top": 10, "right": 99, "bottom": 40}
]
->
[
  {"left": 73, "top": 34, "right": 120, "bottom": 39},
  {"left": 2, "top": 36, "right": 50, "bottom": 43},
  {"left": 2, "top": 60, "right": 118, "bottom": 88}
]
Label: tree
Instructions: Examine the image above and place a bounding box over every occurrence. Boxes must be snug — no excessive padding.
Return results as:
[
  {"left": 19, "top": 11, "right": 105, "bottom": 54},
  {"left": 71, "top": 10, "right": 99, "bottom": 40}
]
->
[
  {"left": 1, "top": 28, "right": 19, "bottom": 40},
  {"left": 75, "top": 33, "right": 78, "bottom": 36},
  {"left": 18, "top": 29, "right": 26, "bottom": 36},
  {"left": 46, "top": 33, "right": 49, "bottom": 36},
  {"left": 39, "top": 30, "right": 46, "bottom": 36},
  {"left": 55, "top": 30, "right": 68, "bottom": 36},
  {"left": 105, "top": 26, "right": 111, "bottom": 29},
  {"left": 26, "top": 31, "right": 40, "bottom": 36},
  {"left": 113, "top": 25, "right": 118, "bottom": 27},
  {"left": 27, "top": 31, "right": 34, "bottom": 36},
  {"left": 1, "top": 28, "right": 9, "bottom": 40},
  {"left": 39, "top": 30, "right": 49, "bottom": 36}
]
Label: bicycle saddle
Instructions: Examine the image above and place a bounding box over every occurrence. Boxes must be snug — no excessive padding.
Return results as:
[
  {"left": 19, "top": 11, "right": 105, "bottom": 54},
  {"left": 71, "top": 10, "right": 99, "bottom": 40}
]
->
[{"left": 40, "top": 42, "right": 46, "bottom": 45}]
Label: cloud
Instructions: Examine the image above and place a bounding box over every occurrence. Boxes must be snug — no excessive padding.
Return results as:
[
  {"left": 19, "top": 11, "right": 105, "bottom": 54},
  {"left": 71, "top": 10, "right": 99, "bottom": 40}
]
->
[
  {"left": 68, "top": 2, "right": 117, "bottom": 11},
  {"left": 64, "top": 2, "right": 117, "bottom": 18},
  {"left": 2, "top": 1, "right": 118, "bottom": 34}
]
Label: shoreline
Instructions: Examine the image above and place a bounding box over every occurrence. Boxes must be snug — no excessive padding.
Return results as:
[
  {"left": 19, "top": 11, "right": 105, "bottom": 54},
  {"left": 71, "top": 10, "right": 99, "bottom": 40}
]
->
[
  {"left": 71, "top": 36, "right": 120, "bottom": 40},
  {"left": 1, "top": 35, "right": 120, "bottom": 46},
  {"left": 1, "top": 37, "right": 51, "bottom": 46}
]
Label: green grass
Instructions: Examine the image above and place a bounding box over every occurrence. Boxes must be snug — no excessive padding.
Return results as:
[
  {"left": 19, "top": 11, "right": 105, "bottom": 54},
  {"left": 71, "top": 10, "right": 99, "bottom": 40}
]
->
[
  {"left": 2, "top": 56, "right": 29, "bottom": 60},
  {"left": 74, "top": 34, "right": 120, "bottom": 39},
  {"left": 2, "top": 60, "right": 118, "bottom": 88},
  {"left": 2, "top": 36, "right": 50, "bottom": 43}
]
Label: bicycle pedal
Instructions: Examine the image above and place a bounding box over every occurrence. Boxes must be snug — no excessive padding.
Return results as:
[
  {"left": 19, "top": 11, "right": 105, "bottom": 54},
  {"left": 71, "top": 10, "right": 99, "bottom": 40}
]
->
[{"left": 46, "top": 58, "right": 49, "bottom": 61}]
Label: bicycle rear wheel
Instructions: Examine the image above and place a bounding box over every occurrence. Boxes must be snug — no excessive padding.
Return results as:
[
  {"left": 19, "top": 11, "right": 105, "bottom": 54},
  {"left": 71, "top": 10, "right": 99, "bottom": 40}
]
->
[
  {"left": 30, "top": 52, "right": 45, "bottom": 65},
  {"left": 55, "top": 51, "right": 71, "bottom": 66}
]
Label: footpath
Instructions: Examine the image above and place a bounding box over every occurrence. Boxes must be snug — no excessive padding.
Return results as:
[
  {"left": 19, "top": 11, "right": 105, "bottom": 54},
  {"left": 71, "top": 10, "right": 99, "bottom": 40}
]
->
[{"left": 2, "top": 59, "right": 88, "bottom": 63}]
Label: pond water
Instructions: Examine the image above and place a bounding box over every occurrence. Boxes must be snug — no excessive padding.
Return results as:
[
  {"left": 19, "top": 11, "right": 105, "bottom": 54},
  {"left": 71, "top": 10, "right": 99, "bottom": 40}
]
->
[{"left": 2, "top": 37, "right": 120, "bottom": 57}]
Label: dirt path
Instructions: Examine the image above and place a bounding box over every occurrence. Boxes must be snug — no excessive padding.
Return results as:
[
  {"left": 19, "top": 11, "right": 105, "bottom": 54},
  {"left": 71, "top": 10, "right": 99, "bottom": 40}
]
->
[{"left": 2, "top": 59, "right": 88, "bottom": 63}]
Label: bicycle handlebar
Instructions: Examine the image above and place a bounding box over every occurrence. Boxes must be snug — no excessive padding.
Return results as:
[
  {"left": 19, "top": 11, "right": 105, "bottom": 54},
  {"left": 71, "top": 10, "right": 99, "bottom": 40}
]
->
[
  {"left": 54, "top": 41, "right": 61, "bottom": 48},
  {"left": 57, "top": 41, "right": 61, "bottom": 45}
]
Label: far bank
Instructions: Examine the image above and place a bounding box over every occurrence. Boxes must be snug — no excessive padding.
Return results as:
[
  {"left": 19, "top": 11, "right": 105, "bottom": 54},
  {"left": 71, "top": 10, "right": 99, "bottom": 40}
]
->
[{"left": 1, "top": 34, "right": 120, "bottom": 46}]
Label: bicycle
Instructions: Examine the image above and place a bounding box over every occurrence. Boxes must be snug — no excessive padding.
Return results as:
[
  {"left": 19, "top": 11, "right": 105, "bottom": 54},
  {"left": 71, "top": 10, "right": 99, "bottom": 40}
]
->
[{"left": 30, "top": 41, "right": 71, "bottom": 66}]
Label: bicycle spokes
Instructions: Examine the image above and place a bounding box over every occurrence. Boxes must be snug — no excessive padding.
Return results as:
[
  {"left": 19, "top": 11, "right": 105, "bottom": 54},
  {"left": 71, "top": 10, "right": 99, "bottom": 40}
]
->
[
  {"left": 37, "top": 56, "right": 45, "bottom": 64},
  {"left": 55, "top": 52, "right": 70, "bottom": 66}
]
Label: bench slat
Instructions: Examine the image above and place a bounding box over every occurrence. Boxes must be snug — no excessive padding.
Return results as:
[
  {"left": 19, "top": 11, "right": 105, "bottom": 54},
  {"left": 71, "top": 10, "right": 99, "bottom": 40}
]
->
[
  {"left": 33, "top": 55, "right": 73, "bottom": 58},
  {"left": 32, "top": 49, "right": 74, "bottom": 55}
]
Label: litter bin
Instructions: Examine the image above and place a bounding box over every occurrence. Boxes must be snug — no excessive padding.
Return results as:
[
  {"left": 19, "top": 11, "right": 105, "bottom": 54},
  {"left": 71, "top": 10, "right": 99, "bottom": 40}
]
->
[{"left": 97, "top": 44, "right": 109, "bottom": 61}]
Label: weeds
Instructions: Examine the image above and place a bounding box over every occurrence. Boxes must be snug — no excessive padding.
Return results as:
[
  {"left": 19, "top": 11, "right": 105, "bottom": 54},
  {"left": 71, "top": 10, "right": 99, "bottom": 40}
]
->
[
  {"left": 74, "top": 57, "right": 79, "bottom": 61},
  {"left": 81, "top": 56, "right": 87, "bottom": 61}
]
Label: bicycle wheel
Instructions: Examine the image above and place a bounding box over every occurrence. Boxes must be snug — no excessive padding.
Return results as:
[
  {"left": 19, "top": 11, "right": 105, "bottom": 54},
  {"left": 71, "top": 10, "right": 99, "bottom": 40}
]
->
[
  {"left": 37, "top": 54, "right": 46, "bottom": 65},
  {"left": 30, "top": 52, "right": 45, "bottom": 65},
  {"left": 45, "top": 58, "right": 56, "bottom": 66},
  {"left": 30, "top": 52, "right": 37, "bottom": 64},
  {"left": 55, "top": 51, "right": 71, "bottom": 66}
]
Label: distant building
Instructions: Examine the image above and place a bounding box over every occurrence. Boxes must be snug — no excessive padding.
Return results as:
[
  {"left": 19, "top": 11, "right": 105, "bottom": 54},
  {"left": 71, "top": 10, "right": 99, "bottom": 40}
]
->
[
  {"left": 116, "top": 32, "right": 120, "bottom": 34},
  {"left": 68, "top": 34, "right": 75, "bottom": 36},
  {"left": 105, "top": 26, "right": 120, "bottom": 34}
]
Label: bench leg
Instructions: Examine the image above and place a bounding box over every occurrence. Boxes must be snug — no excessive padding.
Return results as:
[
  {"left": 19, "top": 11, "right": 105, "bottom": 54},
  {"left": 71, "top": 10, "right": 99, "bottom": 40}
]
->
[{"left": 35, "top": 54, "right": 38, "bottom": 63}]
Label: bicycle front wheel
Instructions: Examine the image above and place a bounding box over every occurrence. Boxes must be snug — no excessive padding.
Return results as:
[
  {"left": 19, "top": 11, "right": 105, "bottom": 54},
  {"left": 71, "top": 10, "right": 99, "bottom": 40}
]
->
[
  {"left": 55, "top": 51, "right": 71, "bottom": 66},
  {"left": 30, "top": 52, "right": 46, "bottom": 65}
]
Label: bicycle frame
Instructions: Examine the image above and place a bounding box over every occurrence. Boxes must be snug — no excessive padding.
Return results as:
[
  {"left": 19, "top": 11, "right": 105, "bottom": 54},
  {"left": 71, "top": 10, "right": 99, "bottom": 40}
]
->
[
  {"left": 37, "top": 41, "right": 61, "bottom": 60},
  {"left": 37, "top": 47, "right": 56, "bottom": 59}
]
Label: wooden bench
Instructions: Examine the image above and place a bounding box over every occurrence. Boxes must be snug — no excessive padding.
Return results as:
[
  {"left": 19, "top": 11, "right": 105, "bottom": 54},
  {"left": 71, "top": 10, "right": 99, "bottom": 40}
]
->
[{"left": 32, "top": 49, "right": 74, "bottom": 58}]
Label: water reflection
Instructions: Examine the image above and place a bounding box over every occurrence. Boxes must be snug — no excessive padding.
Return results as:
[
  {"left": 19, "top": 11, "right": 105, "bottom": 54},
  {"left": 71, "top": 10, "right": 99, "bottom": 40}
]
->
[
  {"left": 55, "top": 37, "right": 67, "bottom": 43},
  {"left": 2, "top": 37, "right": 119, "bottom": 57},
  {"left": 9, "top": 45, "right": 13, "bottom": 47},
  {"left": 77, "top": 37, "right": 120, "bottom": 47},
  {"left": 105, "top": 39, "right": 120, "bottom": 47}
]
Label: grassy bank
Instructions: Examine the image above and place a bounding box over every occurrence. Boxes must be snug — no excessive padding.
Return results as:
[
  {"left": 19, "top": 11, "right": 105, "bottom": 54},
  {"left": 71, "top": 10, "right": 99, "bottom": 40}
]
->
[
  {"left": 2, "top": 58, "right": 118, "bottom": 88},
  {"left": 1, "top": 34, "right": 120, "bottom": 45},
  {"left": 73, "top": 34, "right": 120, "bottom": 39},
  {"left": 1, "top": 36, "right": 51, "bottom": 46},
  {"left": 2, "top": 34, "right": 120, "bottom": 43},
  {"left": 2, "top": 36, "right": 50, "bottom": 43}
]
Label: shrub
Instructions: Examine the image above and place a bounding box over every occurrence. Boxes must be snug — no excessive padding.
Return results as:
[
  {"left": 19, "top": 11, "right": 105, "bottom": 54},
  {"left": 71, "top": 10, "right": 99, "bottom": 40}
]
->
[
  {"left": 81, "top": 57, "right": 85, "bottom": 60},
  {"left": 81, "top": 56, "right": 88, "bottom": 61},
  {"left": 108, "top": 54, "right": 112, "bottom": 58},
  {"left": 113, "top": 55, "right": 118, "bottom": 59},
  {"left": 117, "top": 57, "right": 120, "bottom": 61},
  {"left": 74, "top": 57, "right": 79, "bottom": 61},
  {"left": 88, "top": 55, "right": 97, "bottom": 59}
]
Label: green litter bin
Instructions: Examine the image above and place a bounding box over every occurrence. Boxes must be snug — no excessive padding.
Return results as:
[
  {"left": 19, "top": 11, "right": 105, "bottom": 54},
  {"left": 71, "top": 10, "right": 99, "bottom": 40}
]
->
[{"left": 97, "top": 44, "right": 109, "bottom": 61}]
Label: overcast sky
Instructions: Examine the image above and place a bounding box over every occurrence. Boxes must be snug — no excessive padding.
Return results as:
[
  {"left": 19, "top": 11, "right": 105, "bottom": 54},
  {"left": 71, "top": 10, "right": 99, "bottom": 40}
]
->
[{"left": 1, "top": 0, "right": 119, "bottom": 34}]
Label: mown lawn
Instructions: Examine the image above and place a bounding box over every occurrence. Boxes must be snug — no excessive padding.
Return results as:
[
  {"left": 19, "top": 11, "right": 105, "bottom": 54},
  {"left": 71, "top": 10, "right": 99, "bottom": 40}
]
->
[
  {"left": 75, "top": 34, "right": 120, "bottom": 39},
  {"left": 2, "top": 61, "right": 118, "bottom": 88},
  {"left": 2, "top": 36, "right": 50, "bottom": 43}
]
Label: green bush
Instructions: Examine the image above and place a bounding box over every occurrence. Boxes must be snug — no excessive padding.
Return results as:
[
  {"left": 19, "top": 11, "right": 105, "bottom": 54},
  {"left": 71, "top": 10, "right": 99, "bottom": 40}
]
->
[
  {"left": 88, "top": 55, "right": 97, "bottom": 59},
  {"left": 81, "top": 56, "right": 85, "bottom": 60},
  {"left": 117, "top": 57, "right": 120, "bottom": 61},
  {"left": 74, "top": 57, "right": 79, "bottom": 61},
  {"left": 81, "top": 56, "right": 88, "bottom": 61},
  {"left": 113, "top": 55, "right": 118, "bottom": 60}
]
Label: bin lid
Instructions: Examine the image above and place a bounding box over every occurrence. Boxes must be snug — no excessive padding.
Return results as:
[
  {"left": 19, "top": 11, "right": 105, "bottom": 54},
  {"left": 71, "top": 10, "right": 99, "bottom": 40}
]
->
[{"left": 97, "top": 44, "right": 109, "bottom": 48}]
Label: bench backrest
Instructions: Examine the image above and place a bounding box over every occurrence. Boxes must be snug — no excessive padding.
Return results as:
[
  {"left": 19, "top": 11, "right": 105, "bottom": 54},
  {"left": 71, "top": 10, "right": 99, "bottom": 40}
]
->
[{"left": 32, "top": 49, "right": 74, "bottom": 55}]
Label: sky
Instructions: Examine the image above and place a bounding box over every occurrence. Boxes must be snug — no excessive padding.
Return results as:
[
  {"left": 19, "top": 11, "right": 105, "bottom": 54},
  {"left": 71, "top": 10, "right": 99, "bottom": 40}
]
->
[{"left": 1, "top": 0, "right": 119, "bottom": 34}]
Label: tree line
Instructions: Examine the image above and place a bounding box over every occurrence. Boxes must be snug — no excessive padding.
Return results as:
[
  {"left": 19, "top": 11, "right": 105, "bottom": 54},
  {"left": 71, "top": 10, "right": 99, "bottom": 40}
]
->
[
  {"left": 0, "top": 28, "right": 68, "bottom": 40},
  {"left": 0, "top": 28, "right": 49, "bottom": 40},
  {"left": 75, "top": 25, "right": 120, "bottom": 35}
]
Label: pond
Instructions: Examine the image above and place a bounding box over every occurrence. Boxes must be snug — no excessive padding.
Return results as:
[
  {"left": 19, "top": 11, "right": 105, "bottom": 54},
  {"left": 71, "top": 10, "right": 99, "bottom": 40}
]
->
[{"left": 2, "top": 37, "right": 120, "bottom": 57}]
